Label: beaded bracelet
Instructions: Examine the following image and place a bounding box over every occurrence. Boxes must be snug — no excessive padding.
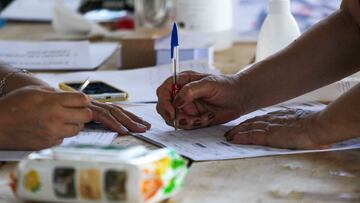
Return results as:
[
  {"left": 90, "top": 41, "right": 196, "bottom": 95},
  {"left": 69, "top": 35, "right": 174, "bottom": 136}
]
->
[{"left": 0, "top": 69, "right": 31, "bottom": 96}]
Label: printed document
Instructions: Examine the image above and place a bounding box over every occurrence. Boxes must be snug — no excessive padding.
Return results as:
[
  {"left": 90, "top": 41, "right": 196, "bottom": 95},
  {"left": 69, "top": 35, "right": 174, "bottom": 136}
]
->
[
  {"left": 0, "top": 41, "right": 119, "bottom": 70},
  {"left": 0, "top": 0, "right": 81, "bottom": 21},
  {"left": 0, "top": 129, "right": 117, "bottom": 161},
  {"left": 128, "top": 103, "right": 360, "bottom": 161}
]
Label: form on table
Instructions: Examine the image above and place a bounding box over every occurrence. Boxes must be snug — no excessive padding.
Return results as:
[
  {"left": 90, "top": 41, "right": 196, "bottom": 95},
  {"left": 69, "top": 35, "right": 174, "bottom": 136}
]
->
[{"left": 129, "top": 103, "right": 360, "bottom": 161}]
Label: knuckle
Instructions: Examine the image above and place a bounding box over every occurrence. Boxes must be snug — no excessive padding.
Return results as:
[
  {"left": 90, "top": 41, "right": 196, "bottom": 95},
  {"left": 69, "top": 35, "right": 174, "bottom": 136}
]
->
[
  {"left": 204, "top": 76, "right": 219, "bottom": 84},
  {"left": 47, "top": 113, "right": 63, "bottom": 124},
  {"left": 100, "top": 109, "right": 112, "bottom": 118},
  {"left": 77, "top": 93, "right": 89, "bottom": 104},
  {"left": 156, "top": 104, "right": 162, "bottom": 114},
  {"left": 69, "top": 126, "right": 80, "bottom": 136},
  {"left": 182, "top": 84, "right": 193, "bottom": 98},
  {"left": 156, "top": 87, "right": 162, "bottom": 97},
  {"left": 84, "top": 108, "right": 93, "bottom": 121}
]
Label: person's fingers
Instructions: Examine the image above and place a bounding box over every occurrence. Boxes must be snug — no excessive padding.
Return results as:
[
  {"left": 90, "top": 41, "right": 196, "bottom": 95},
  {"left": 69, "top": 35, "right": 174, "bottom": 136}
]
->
[
  {"left": 22, "top": 85, "right": 56, "bottom": 92},
  {"left": 90, "top": 104, "right": 128, "bottom": 135},
  {"left": 61, "top": 107, "right": 93, "bottom": 124},
  {"left": 230, "top": 130, "right": 267, "bottom": 145},
  {"left": 34, "top": 85, "right": 56, "bottom": 92},
  {"left": 56, "top": 92, "right": 91, "bottom": 107},
  {"left": 59, "top": 123, "right": 84, "bottom": 138},
  {"left": 156, "top": 100, "right": 175, "bottom": 123},
  {"left": 173, "top": 77, "right": 217, "bottom": 108},
  {"left": 94, "top": 102, "right": 148, "bottom": 133},
  {"left": 54, "top": 138, "right": 64, "bottom": 146},
  {"left": 180, "top": 103, "right": 200, "bottom": 116},
  {"left": 156, "top": 71, "right": 208, "bottom": 122},
  {"left": 177, "top": 71, "right": 210, "bottom": 86},
  {"left": 177, "top": 111, "right": 216, "bottom": 130},
  {"left": 268, "top": 109, "right": 298, "bottom": 116},
  {"left": 239, "top": 114, "right": 287, "bottom": 126},
  {"left": 120, "top": 107, "right": 151, "bottom": 129},
  {"left": 225, "top": 121, "right": 269, "bottom": 141},
  {"left": 156, "top": 76, "right": 177, "bottom": 122}
]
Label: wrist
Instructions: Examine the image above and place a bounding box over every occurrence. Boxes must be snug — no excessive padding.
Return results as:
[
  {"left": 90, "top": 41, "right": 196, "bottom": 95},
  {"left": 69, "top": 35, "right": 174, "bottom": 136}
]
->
[
  {"left": 233, "top": 71, "right": 256, "bottom": 116},
  {"left": 310, "top": 110, "right": 349, "bottom": 145}
]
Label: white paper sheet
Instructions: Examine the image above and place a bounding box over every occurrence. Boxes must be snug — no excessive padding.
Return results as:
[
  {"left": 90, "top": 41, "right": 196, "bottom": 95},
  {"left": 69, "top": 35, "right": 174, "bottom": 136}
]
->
[
  {"left": 0, "top": 0, "right": 81, "bottom": 21},
  {"left": 36, "top": 60, "right": 217, "bottom": 102},
  {"left": 128, "top": 103, "right": 360, "bottom": 161},
  {"left": 0, "top": 41, "right": 119, "bottom": 71},
  {"left": 0, "top": 129, "right": 117, "bottom": 161}
]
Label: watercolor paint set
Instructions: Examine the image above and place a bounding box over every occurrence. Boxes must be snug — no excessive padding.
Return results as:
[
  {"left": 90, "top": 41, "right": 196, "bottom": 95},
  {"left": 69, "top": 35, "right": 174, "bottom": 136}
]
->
[{"left": 11, "top": 145, "right": 188, "bottom": 203}]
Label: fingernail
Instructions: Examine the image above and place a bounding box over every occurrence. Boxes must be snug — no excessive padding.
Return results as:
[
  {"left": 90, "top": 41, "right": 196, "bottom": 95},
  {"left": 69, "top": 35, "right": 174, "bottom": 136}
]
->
[
  {"left": 137, "top": 123, "right": 147, "bottom": 129},
  {"left": 208, "top": 112, "right": 215, "bottom": 120},
  {"left": 179, "top": 119, "right": 187, "bottom": 126},
  {"left": 143, "top": 121, "right": 151, "bottom": 127},
  {"left": 173, "top": 96, "right": 185, "bottom": 107},
  {"left": 193, "top": 119, "right": 202, "bottom": 127},
  {"left": 119, "top": 125, "right": 128, "bottom": 131}
]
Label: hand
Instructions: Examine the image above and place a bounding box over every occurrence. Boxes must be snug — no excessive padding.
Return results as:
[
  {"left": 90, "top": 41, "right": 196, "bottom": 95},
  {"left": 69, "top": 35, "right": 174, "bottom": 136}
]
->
[
  {"left": 89, "top": 101, "right": 151, "bottom": 135},
  {"left": 156, "top": 71, "right": 244, "bottom": 129},
  {"left": 0, "top": 86, "right": 92, "bottom": 150},
  {"left": 224, "top": 108, "right": 331, "bottom": 149}
]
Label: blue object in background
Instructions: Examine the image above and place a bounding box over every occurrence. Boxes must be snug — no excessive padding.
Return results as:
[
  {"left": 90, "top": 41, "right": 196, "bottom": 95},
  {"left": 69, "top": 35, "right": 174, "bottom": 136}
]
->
[{"left": 0, "top": 18, "right": 6, "bottom": 28}]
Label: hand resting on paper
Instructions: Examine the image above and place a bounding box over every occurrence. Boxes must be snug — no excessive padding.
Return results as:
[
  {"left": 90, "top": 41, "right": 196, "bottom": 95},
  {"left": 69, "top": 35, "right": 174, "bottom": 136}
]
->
[
  {"left": 225, "top": 109, "right": 331, "bottom": 150},
  {"left": 89, "top": 100, "right": 151, "bottom": 135}
]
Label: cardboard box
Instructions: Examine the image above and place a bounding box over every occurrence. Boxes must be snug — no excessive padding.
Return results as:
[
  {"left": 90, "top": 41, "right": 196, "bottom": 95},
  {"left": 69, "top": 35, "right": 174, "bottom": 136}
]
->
[{"left": 116, "top": 28, "right": 170, "bottom": 69}]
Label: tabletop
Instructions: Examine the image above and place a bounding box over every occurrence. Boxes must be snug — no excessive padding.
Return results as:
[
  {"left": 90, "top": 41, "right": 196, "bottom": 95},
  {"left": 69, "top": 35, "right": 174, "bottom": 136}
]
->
[{"left": 0, "top": 22, "right": 359, "bottom": 203}]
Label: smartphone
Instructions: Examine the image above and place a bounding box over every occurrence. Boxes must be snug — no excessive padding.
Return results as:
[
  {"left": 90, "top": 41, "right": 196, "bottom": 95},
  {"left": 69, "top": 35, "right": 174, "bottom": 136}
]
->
[{"left": 59, "top": 81, "right": 128, "bottom": 102}]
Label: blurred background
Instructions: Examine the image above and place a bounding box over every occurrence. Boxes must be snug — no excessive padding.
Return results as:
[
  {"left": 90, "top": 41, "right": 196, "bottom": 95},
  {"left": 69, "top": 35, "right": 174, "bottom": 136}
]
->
[
  {"left": 0, "top": 0, "right": 343, "bottom": 71},
  {"left": 0, "top": 0, "right": 341, "bottom": 42}
]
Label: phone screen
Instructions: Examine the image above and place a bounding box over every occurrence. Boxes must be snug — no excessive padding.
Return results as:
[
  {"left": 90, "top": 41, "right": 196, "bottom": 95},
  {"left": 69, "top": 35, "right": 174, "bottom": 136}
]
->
[{"left": 66, "top": 82, "right": 125, "bottom": 94}]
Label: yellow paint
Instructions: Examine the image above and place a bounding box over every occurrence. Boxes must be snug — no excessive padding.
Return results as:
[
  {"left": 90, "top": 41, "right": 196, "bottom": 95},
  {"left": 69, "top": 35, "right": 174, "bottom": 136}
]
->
[{"left": 24, "top": 170, "right": 41, "bottom": 193}]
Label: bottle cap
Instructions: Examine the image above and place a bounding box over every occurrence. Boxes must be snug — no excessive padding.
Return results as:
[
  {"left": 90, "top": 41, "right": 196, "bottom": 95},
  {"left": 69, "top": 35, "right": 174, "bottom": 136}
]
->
[{"left": 269, "top": 0, "right": 291, "bottom": 14}]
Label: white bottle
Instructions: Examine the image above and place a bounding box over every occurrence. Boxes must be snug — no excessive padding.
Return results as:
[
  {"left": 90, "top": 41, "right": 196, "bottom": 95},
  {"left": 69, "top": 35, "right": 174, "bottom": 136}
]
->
[
  {"left": 175, "top": 0, "right": 233, "bottom": 50},
  {"left": 255, "top": 0, "right": 300, "bottom": 62}
]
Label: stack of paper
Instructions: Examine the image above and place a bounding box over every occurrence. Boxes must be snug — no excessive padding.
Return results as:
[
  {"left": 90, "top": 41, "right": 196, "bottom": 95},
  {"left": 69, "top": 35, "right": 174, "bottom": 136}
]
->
[
  {"left": 0, "top": 0, "right": 81, "bottom": 21},
  {"left": 0, "top": 41, "right": 119, "bottom": 71},
  {"left": 0, "top": 129, "right": 118, "bottom": 161},
  {"left": 155, "top": 32, "right": 214, "bottom": 65}
]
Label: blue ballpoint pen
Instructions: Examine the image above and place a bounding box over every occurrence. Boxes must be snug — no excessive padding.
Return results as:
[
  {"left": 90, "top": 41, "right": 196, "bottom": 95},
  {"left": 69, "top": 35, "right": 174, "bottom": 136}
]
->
[{"left": 171, "top": 22, "right": 180, "bottom": 131}]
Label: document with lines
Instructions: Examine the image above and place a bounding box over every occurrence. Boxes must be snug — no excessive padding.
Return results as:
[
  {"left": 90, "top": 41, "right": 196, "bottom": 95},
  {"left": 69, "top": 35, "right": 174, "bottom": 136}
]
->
[
  {"left": 0, "top": 129, "right": 117, "bottom": 161},
  {"left": 129, "top": 103, "right": 360, "bottom": 161}
]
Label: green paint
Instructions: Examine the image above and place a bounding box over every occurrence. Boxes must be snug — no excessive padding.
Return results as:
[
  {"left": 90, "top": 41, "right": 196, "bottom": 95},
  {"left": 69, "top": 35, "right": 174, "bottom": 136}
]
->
[
  {"left": 171, "top": 159, "right": 185, "bottom": 169},
  {"left": 164, "top": 178, "right": 176, "bottom": 194},
  {"left": 32, "top": 183, "right": 41, "bottom": 193}
]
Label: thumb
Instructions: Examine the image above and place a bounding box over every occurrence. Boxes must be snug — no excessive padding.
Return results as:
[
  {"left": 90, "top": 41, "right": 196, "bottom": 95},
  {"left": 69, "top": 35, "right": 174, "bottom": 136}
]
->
[{"left": 173, "top": 77, "right": 216, "bottom": 108}]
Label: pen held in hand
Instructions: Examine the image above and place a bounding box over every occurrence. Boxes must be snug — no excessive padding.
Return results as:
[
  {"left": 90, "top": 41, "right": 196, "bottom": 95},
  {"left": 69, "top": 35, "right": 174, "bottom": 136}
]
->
[
  {"left": 78, "top": 77, "right": 90, "bottom": 92},
  {"left": 171, "top": 22, "right": 180, "bottom": 131}
]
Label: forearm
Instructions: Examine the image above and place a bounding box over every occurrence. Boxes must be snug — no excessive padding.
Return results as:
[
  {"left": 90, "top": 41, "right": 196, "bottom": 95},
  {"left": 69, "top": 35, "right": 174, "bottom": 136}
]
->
[
  {"left": 238, "top": 9, "right": 360, "bottom": 113},
  {"left": 314, "top": 83, "right": 360, "bottom": 144},
  {"left": 0, "top": 62, "right": 49, "bottom": 95}
]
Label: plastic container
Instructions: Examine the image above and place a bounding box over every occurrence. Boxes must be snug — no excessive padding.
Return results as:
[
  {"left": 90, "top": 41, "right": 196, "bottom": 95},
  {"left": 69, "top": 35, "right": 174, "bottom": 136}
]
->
[
  {"left": 256, "top": 0, "right": 300, "bottom": 62},
  {"left": 12, "top": 145, "right": 188, "bottom": 203},
  {"left": 175, "top": 0, "right": 233, "bottom": 50}
]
